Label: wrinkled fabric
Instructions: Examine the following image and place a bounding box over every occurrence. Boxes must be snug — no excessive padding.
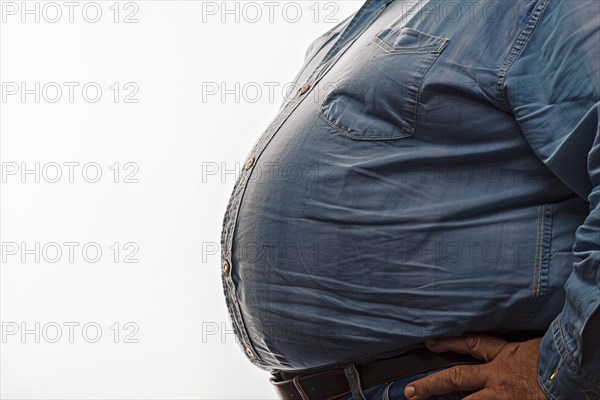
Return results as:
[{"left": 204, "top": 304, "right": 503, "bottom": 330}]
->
[
  {"left": 219, "top": 0, "right": 600, "bottom": 397},
  {"left": 340, "top": 366, "right": 467, "bottom": 400}
]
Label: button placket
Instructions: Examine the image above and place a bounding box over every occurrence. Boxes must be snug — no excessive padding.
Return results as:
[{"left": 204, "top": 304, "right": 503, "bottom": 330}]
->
[
  {"left": 244, "top": 157, "right": 256, "bottom": 171},
  {"left": 298, "top": 83, "right": 311, "bottom": 96},
  {"left": 222, "top": 259, "right": 231, "bottom": 274},
  {"left": 220, "top": 1, "right": 391, "bottom": 367}
]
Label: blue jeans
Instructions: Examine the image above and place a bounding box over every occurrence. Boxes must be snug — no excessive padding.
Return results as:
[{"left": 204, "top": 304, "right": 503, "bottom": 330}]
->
[{"left": 340, "top": 365, "right": 467, "bottom": 400}]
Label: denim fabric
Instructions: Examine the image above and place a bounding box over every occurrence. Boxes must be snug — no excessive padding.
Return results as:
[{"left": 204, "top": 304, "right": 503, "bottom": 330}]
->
[
  {"left": 340, "top": 366, "right": 467, "bottom": 400},
  {"left": 220, "top": 0, "right": 600, "bottom": 397}
]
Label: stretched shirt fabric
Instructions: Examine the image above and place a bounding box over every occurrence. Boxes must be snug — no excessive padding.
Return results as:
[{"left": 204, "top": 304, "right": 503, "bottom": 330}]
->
[{"left": 220, "top": 0, "right": 600, "bottom": 398}]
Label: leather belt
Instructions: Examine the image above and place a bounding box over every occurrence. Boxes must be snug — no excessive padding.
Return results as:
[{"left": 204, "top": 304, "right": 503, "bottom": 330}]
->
[{"left": 270, "top": 348, "right": 483, "bottom": 400}]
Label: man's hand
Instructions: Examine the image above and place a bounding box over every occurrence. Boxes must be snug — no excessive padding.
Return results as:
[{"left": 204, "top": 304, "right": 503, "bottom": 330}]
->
[{"left": 403, "top": 333, "right": 547, "bottom": 400}]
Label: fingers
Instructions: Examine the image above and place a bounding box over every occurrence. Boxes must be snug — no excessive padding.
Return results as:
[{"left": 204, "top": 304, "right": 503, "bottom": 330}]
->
[
  {"left": 425, "top": 333, "right": 508, "bottom": 362},
  {"left": 404, "top": 364, "right": 488, "bottom": 400},
  {"left": 462, "top": 389, "right": 497, "bottom": 400}
]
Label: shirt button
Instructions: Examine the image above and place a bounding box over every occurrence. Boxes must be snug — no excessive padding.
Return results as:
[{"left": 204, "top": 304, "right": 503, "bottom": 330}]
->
[
  {"left": 244, "top": 157, "right": 255, "bottom": 171},
  {"left": 245, "top": 346, "right": 253, "bottom": 358},
  {"left": 222, "top": 259, "right": 231, "bottom": 274},
  {"left": 298, "top": 83, "right": 311, "bottom": 95}
]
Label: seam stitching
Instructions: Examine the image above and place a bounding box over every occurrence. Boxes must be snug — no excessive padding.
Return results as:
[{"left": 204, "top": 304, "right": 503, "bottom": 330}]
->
[
  {"left": 495, "top": 0, "right": 550, "bottom": 110},
  {"left": 555, "top": 315, "right": 600, "bottom": 381}
]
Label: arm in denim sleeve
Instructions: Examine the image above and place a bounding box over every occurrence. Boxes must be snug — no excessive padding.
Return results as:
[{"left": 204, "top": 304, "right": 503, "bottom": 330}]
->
[{"left": 503, "top": 0, "right": 600, "bottom": 398}]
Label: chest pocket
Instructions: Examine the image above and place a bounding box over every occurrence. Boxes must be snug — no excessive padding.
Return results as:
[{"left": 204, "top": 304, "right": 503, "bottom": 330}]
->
[{"left": 319, "top": 27, "right": 449, "bottom": 140}]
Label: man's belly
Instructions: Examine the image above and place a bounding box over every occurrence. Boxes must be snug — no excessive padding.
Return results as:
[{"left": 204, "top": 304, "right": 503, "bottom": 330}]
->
[{"left": 227, "top": 96, "right": 586, "bottom": 370}]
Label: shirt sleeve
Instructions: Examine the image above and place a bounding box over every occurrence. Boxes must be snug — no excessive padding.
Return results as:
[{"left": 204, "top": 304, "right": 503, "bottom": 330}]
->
[{"left": 502, "top": 0, "right": 600, "bottom": 398}]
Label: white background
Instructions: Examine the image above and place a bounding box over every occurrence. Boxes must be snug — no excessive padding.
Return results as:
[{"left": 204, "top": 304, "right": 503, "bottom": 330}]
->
[{"left": 0, "top": 1, "right": 361, "bottom": 398}]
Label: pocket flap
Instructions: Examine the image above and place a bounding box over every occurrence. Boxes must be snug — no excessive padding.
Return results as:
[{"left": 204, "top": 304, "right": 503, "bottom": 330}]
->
[{"left": 374, "top": 27, "right": 449, "bottom": 54}]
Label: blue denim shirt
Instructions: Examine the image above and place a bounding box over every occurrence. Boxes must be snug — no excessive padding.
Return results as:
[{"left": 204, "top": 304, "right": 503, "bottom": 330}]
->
[{"left": 220, "top": 1, "right": 600, "bottom": 398}]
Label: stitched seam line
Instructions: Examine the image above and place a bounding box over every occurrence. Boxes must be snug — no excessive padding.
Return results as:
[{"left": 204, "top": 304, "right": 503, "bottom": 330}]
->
[
  {"left": 373, "top": 36, "right": 447, "bottom": 54},
  {"left": 534, "top": 205, "right": 542, "bottom": 300},
  {"left": 539, "top": 378, "right": 560, "bottom": 400},
  {"left": 505, "top": 204, "right": 544, "bottom": 329},
  {"left": 555, "top": 315, "right": 600, "bottom": 382},
  {"left": 495, "top": 0, "right": 550, "bottom": 110},
  {"left": 540, "top": 203, "right": 553, "bottom": 298},
  {"left": 534, "top": 204, "right": 545, "bottom": 300},
  {"left": 413, "top": 41, "right": 448, "bottom": 136}
]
